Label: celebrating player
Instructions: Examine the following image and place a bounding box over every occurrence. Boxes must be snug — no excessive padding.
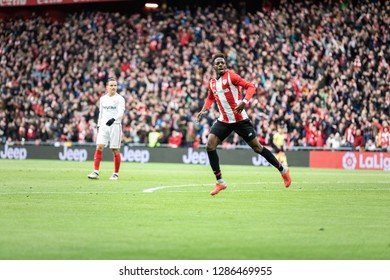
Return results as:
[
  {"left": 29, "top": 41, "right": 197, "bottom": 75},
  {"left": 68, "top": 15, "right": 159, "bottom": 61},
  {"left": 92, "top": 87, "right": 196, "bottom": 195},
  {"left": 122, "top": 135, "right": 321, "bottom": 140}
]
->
[
  {"left": 196, "top": 53, "right": 291, "bottom": 195},
  {"left": 88, "top": 77, "right": 125, "bottom": 180}
]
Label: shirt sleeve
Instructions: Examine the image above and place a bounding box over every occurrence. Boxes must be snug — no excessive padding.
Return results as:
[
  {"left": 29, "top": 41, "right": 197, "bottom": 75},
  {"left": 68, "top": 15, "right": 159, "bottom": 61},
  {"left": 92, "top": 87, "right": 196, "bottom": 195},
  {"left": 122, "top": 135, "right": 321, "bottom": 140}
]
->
[
  {"left": 230, "top": 71, "right": 256, "bottom": 101},
  {"left": 97, "top": 98, "right": 102, "bottom": 127},
  {"left": 203, "top": 82, "right": 215, "bottom": 110},
  {"left": 113, "top": 95, "right": 125, "bottom": 122}
]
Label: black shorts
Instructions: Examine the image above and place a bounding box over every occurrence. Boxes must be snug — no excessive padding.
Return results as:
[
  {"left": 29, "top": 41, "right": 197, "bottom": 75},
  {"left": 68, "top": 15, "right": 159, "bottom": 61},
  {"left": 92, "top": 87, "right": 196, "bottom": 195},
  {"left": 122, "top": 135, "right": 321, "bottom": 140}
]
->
[{"left": 210, "top": 119, "right": 257, "bottom": 143}]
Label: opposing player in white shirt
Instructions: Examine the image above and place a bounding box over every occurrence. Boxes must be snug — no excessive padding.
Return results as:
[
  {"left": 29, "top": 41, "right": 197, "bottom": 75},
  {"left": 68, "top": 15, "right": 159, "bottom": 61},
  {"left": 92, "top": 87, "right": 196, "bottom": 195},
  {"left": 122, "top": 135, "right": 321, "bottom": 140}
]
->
[{"left": 88, "top": 77, "right": 125, "bottom": 180}]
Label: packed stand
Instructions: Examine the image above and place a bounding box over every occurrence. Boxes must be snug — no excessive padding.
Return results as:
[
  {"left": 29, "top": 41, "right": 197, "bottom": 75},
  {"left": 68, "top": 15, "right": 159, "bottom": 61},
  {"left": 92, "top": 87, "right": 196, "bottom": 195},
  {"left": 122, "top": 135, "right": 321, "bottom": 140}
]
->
[{"left": 0, "top": 0, "right": 389, "bottom": 151}]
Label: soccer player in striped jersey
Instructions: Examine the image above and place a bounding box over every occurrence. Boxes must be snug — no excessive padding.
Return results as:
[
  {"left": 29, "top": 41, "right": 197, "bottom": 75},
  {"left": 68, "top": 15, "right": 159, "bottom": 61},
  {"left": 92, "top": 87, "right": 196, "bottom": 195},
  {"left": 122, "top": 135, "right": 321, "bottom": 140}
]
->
[
  {"left": 196, "top": 53, "right": 291, "bottom": 195},
  {"left": 88, "top": 77, "right": 125, "bottom": 180}
]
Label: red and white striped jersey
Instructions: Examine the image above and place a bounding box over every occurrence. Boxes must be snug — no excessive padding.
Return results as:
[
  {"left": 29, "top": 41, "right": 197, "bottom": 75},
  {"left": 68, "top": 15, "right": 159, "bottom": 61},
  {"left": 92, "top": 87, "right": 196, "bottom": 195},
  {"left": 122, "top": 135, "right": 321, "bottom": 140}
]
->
[
  {"left": 204, "top": 70, "right": 256, "bottom": 123},
  {"left": 345, "top": 127, "right": 355, "bottom": 144},
  {"left": 381, "top": 131, "right": 390, "bottom": 148}
]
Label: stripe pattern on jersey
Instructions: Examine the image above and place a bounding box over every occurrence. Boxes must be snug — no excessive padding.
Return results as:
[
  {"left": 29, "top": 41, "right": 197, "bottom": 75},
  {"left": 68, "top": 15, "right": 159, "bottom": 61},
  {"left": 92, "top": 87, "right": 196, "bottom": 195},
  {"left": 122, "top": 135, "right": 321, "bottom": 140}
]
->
[{"left": 209, "top": 71, "right": 248, "bottom": 123}]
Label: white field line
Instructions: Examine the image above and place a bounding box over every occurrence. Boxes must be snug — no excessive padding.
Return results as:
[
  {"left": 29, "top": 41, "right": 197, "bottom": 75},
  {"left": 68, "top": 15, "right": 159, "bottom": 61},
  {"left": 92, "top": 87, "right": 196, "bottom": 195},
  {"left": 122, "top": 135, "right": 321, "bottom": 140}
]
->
[
  {"left": 0, "top": 191, "right": 137, "bottom": 195},
  {"left": 143, "top": 182, "right": 390, "bottom": 193},
  {"left": 0, "top": 181, "right": 388, "bottom": 195},
  {"left": 143, "top": 182, "right": 286, "bottom": 193}
]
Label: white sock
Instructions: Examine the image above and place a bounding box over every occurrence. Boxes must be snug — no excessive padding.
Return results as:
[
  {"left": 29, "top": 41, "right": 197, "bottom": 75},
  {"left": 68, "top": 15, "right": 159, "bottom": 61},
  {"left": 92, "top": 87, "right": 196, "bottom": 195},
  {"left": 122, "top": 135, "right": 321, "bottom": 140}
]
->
[{"left": 217, "top": 179, "right": 226, "bottom": 184}]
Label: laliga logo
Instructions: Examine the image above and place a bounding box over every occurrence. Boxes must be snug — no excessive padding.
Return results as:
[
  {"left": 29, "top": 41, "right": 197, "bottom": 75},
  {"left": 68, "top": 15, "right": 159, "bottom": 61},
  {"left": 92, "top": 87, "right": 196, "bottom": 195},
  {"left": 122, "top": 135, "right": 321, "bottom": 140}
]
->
[
  {"left": 342, "top": 152, "right": 357, "bottom": 170},
  {"left": 342, "top": 152, "right": 390, "bottom": 171}
]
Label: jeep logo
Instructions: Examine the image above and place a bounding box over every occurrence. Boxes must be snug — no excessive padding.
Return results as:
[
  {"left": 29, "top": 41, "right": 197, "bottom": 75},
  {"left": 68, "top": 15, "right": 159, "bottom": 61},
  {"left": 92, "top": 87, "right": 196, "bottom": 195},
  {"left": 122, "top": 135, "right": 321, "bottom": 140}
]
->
[
  {"left": 182, "top": 148, "right": 209, "bottom": 165},
  {"left": 0, "top": 145, "right": 27, "bottom": 160},
  {"left": 59, "top": 146, "right": 88, "bottom": 161},
  {"left": 121, "top": 146, "right": 150, "bottom": 163},
  {"left": 252, "top": 155, "right": 271, "bottom": 166}
]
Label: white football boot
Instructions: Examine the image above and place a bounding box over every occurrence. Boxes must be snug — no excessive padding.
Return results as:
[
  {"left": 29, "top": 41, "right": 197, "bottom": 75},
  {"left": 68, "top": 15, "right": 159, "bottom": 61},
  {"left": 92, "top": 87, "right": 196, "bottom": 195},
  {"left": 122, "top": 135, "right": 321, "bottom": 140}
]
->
[{"left": 88, "top": 171, "right": 99, "bottom": 179}]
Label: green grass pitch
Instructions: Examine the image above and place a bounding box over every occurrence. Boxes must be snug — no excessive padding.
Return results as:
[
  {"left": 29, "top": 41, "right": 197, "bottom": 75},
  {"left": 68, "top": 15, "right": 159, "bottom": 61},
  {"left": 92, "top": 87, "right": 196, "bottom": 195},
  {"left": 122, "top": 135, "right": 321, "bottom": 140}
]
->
[{"left": 0, "top": 159, "right": 389, "bottom": 260}]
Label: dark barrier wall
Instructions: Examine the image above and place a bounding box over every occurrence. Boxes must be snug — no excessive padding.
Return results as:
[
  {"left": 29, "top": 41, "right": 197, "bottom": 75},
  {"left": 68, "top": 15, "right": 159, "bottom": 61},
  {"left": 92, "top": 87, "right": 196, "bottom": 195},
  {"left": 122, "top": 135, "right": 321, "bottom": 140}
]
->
[{"left": 0, "top": 144, "right": 310, "bottom": 167}]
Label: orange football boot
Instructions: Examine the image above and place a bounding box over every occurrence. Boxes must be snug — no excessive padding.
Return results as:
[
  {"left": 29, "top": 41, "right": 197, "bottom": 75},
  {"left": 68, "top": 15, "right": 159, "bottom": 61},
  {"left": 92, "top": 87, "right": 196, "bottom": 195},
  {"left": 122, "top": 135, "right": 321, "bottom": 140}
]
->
[
  {"left": 281, "top": 169, "right": 291, "bottom": 188},
  {"left": 210, "top": 182, "right": 227, "bottom": 196}
]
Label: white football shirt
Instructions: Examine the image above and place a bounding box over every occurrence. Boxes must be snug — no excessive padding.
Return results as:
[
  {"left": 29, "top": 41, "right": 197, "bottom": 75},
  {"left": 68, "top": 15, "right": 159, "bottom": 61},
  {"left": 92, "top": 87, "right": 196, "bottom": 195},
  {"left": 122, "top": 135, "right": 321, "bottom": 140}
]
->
[{"left": 97, "top": 93, "right": 126, "bottom": 127}]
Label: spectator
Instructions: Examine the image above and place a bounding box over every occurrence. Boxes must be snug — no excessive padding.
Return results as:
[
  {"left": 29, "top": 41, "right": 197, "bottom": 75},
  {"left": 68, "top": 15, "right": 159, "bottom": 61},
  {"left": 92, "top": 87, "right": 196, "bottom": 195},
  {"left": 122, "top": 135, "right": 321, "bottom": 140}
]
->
[
  {"left": 353, "top": 129, "right": 365, "bottom": 151},
  {"left": 344, "top": 124, "right": 356, "bottom": 148},
  {"left": 168, "top": 130, "right": 182, "bottom": 148},
  {"left": 365, "top": 139, "right": 377, "bottom": 151},
  {"left": 381, "top": 126, "right": 390, "bottom": 151},
  {"left": 326, "top": 133, "right": 342, "bottom": 150},
  {"left": 148, "top": 127, "right": 161, "bottom": 147}
]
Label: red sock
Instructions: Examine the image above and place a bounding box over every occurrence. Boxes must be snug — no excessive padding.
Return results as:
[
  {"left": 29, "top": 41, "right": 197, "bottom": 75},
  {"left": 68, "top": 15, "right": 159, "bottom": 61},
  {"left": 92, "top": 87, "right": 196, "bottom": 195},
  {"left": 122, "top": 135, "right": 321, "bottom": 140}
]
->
[
  {"left": 94, "top": 150, "right": 103, "bottom": 171},
  {"left": 114, "top": 153, "right": 121, "bottom": 173}
]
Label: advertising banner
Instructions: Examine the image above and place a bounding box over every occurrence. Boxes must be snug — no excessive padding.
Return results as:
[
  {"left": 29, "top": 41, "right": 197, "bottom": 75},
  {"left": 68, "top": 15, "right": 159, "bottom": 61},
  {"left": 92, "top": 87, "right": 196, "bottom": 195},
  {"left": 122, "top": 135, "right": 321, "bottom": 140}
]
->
[
  {"left": 0, "top": 144, "right": 309, "bottom": 167},
  {"left": 310, "top": 151, "right": 390, "bottom": 171},
  {"left": 0, "top": 0, "right": 125, "bottom": 7}
]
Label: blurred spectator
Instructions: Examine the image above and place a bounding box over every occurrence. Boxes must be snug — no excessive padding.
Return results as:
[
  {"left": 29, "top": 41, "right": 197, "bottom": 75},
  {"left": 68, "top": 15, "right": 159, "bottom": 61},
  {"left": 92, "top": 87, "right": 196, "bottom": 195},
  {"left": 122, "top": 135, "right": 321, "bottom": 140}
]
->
[
  {"left": 272, "top": 124, "right": 286, "bottom": 153},
  {"left": 344, "top": 124, "right": 356, "bottom": 148},
  {"left": 381, "top": 126, "right": 390, "bottom": 151},
  {"left": 185, "top": 121, "right": 198, "bottom": 147},
  {"left": 365, "top": 139, "right": 377, "bottom": 151},
  {"left": 353, "top": 129, "right": 365, "bottom": 151},
  {"left": 148, "top": 127, "right": 161, "bottom": 147},
  {"left": 326, "top": 133, "right": 342, "bottom": 150},
  {"left": 168, "top": 130, "right": 183, "bottom": 148}
]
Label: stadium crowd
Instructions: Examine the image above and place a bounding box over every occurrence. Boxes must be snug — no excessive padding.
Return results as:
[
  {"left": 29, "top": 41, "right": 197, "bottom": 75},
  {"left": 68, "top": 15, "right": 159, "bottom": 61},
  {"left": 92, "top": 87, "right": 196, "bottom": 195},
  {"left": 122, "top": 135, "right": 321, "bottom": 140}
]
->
[{"left": 0, "top": 0, "right": 389, "bottom": 151}]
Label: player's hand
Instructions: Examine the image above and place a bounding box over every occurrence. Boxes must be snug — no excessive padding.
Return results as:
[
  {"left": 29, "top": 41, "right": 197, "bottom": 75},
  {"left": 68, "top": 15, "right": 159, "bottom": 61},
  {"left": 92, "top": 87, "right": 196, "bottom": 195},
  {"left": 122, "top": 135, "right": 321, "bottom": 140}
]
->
[
  {"left": 106, "top": 118, "right": 115, "bottom": 126},
  {"left": 196, "top": 110, "right": 206, "bottom": 123},
  {"left": 234, "top": 101, "right": 246, "bottom": 113}
]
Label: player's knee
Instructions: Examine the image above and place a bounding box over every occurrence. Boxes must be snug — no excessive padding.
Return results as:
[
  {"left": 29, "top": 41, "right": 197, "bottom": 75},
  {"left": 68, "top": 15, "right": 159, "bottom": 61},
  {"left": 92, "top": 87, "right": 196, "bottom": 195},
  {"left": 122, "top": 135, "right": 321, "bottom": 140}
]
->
[
  {"left": 206, "top": 134, "right": 220, "bottom": 151},
  {"left": 206, "top": 145, "right": 215, "bottom": 152},
  {"left": 252, "top": 144, "right": 263, "bottom": 154},
  {"left": 206, "top": 142, "right": 217, "bottom": 152}
]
